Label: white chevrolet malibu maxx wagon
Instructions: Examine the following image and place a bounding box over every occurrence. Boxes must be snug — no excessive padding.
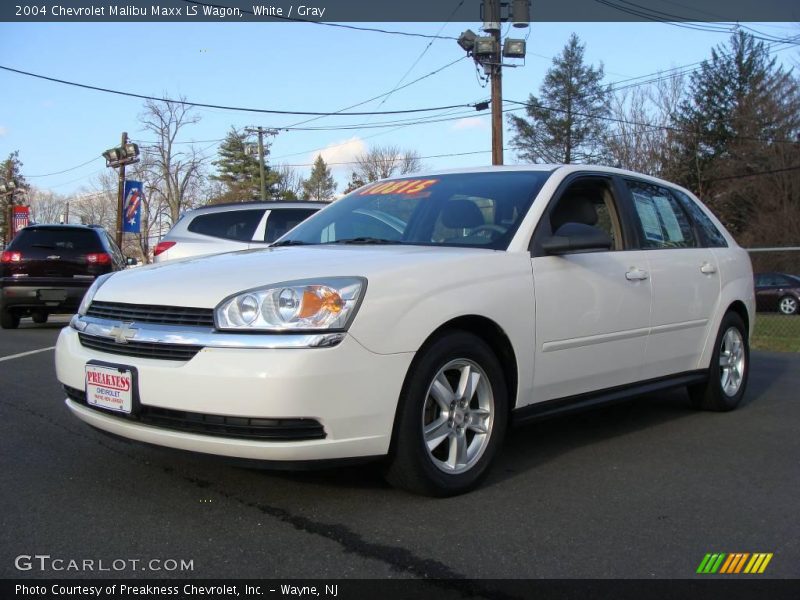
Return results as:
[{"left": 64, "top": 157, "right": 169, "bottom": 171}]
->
[{"left": 56, "top": 166, "right": 755, "bottom": 496}]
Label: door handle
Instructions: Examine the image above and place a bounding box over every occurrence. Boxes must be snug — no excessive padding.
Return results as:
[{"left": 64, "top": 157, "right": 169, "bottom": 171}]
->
[
  {"left": 700, "top": 262, "right": 717, "bottom": 275},
  {"left": 626, "top": 268, "right": 649, "bottom": 281}
]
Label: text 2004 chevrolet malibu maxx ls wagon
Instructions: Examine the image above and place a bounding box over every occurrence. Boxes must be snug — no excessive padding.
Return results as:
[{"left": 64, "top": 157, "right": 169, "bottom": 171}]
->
[{"left": 56, "top": 166, "right": 754, "bottom": 496}]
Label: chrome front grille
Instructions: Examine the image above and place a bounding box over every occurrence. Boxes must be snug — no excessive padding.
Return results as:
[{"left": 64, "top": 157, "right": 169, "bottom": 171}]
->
[
  {"left": 78, "top": 333, "right": 202, "bottom": 361},
  {"left": 86, "top": 301, "right": 215, "bottom": 327}
]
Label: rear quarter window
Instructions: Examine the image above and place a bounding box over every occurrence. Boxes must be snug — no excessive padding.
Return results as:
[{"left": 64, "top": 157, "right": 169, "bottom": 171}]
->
[
  {"left": 672, "top": 189, "right": 728, "bottom": 248},
  {"left": 187, "top": 209, "right": 265, "bottom": 242},
  {"left": 264, "top": 208, "right": 318, "bottom": 243}
]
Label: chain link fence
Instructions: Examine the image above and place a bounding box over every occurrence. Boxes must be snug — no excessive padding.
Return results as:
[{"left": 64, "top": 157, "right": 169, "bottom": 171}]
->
[{"left": 748, "top": 248, "right": 800, "bottom": 353}]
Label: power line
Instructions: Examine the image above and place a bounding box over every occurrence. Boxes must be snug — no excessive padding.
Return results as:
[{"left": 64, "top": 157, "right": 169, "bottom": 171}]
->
[
  {"left": 0, "top": 64, "right": 480, "bottom": 116},
  {"left": 26, "top": 157, "right": 102, "bottom": 178},
  {"left": 707, "top": 165, "right": 800, "bottom": 182},
  {"left": 371, "top": 0, "right": 465, "bottom": 114},
  {"left": 283, "top": 56, "right": 468, "bottom": 129}
]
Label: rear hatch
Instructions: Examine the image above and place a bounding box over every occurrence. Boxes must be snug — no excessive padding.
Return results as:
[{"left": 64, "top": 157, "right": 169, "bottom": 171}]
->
[{"left": 2, "top": 227, "right": 108, "bottom": 282}]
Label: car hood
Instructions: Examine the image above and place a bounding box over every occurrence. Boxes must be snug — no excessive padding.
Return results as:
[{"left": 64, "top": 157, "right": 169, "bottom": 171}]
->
[{"left": 94, "top": 245, "right": 500, "bottom": 308}]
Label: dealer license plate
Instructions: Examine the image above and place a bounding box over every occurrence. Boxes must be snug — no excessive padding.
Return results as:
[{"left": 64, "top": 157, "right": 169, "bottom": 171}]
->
[{"left": 85, "top": 364, "right": 133, "bottom": 414}]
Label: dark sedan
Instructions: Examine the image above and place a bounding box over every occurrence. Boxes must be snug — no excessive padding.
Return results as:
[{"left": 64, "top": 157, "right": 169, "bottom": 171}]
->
[{"left": 754, "top": 272, "right": 800, "bottom": 315}]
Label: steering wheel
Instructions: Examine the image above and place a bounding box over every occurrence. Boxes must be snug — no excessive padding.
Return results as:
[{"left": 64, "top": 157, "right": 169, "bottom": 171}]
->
[{"left": 469, "top": 224, "right": 507, "bottom": 239}]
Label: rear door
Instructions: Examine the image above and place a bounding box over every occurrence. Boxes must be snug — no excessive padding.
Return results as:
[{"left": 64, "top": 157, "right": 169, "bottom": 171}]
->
[
  {"left": 621, "top": 178, "right": 720, "bottom": 378},
  {"left": 180, "top": 208, "right": 266, "bottom": 257}
]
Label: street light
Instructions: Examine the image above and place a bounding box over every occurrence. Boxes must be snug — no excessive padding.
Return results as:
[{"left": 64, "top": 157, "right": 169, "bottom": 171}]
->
[
  {"left": 457, "top": 29, "right": 477, "bottom": 52},
  {"left": 503, "top": 39, "right": 527, "bottom": 59}
]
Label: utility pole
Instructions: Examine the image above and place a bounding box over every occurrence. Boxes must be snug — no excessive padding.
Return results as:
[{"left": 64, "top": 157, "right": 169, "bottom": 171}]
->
[
  {"left": 245, "top": 127, "right": 279, "bottom": 201},
  {"left": 489, "top": 0, "right": 503, "bottom": 165},
  {"left": 102, "top": 134, "right": 140, "bottom": 248},
  {"left": 115, "top": 132, "right": 127, "bottom": 248},
  {"left": 456, "top": 1, "right": 529, "bottom": 167}
]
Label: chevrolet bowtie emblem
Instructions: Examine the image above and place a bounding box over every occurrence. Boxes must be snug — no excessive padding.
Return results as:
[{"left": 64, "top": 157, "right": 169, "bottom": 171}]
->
[{"left": 109, "top": 323, "right": 138, "bottom": 344}]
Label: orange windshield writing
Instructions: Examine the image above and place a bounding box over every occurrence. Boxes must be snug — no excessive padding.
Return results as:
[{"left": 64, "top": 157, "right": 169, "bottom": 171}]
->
[{"left": 358, "top": 179, "right": 439, "bottom": 196}]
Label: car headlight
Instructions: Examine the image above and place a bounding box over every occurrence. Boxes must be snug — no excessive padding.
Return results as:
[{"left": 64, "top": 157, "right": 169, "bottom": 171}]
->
[
  {"left": 77, "top": 272, "right": 113, "bottom": 316},
  {"left": 215, "top": 277, "right": 366, "bottom": 332}
]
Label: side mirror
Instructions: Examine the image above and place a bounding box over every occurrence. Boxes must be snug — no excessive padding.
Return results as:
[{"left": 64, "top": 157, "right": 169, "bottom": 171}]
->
[
  {"left": 541, "top": 222, "right": 612, "bottom": 255},
  {"left": 126, "top": 257, "right": 139, "bottom": 266}
]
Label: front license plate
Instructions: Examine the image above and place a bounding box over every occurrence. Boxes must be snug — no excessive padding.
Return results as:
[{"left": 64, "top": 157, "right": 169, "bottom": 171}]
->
[{"left": 85, "top": 364, "right": 133, "bottom": 414}]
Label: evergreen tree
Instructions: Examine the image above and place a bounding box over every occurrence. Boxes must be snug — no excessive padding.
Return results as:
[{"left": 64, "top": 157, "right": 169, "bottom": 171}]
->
[
  {"left": 509, "top": 34, "right": 610, "bottom": 164},
  {"left": 664, "top": 31, "right": 800, "bottom": 237},
  {"left": 301, "top": 156, "right": 336, "bottom": 202},
  {"left": 211, "top": 127, "right": 279, "bottom": 201},
  {"left": 1, "top": 151, "right": 28, "bottom": 243},
  {"left": 342, "top": 172, "right": 366, "bottom": 194}
]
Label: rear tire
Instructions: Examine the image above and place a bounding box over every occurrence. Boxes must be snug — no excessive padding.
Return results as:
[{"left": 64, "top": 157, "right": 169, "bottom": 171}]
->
[
  {"left": 32, "top": 311, "right": 49, "bottom": 324},
  {"left": 1, "top": 308, "right": 20, "bottom": 330},
  {"left": 689, "top": 311, "right": 749, "bottom": 412},
  {"left": 384, "top": 331, "right": 508, "bottom": 497}
]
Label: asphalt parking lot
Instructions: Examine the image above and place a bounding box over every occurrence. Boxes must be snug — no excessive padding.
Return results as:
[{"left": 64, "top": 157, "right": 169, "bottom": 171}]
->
[{"left": 1, "top": 317, "right": 798, "bottom": 580}]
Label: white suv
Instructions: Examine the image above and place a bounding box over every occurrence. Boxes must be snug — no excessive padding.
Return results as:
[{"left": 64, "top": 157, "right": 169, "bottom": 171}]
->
[
  {"left": 153, "top": 201, "right": 323, "bottom": 262},
  {"left": 56, "top": 166, "right": 754, "bottom": 496}
]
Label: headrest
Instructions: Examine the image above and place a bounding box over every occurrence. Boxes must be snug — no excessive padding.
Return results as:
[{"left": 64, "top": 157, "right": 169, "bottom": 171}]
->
[
  {"left": 442, "top": 200, "right": 485, "bottom": 229},
  {"left": 550, "top": 196, "right": 599, "bottom": 231}
]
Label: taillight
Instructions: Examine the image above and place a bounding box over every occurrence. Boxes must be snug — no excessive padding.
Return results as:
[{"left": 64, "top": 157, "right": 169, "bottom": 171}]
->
[
  {"left": 1, "top": 251, "right": 22, "bottom": 263},
  {"left": 86, "top": 252, "right": 112, "bottom": 265},
  {"left": 154, "top": 241, "right": 176, "bottom": 257}
]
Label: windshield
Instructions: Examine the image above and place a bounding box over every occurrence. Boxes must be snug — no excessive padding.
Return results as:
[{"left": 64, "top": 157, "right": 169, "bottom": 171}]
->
[{"left": 276, "top": 171, "right": 552, "bottom": 250}]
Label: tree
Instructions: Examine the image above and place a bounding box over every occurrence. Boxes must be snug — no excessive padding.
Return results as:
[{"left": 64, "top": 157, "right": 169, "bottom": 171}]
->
[
  {"left": 664, "top": 31, "right": 800, "bottom": 240},
  {"left": 139, "top": 98, "right": 206, "bottom": 224},
  {"left": 1, "top": 151, "right": 28, "bottom": 243},
  {"left": 342, "top": 172, "right": 367, "bottom": 194},
  {"left": 211, "top": 127, "right": 279, "bottom": 202},
  {"left": 351, "top": 145, "right": 422, "bottom": 184},
  {"left": 605, "top": 74, "right": 685, "bottom": 175},
  {"left": 273, "top": 164, "right": 302, "bottom": 200},
  {"left": 509, "top": 33, "right": 610, "bottom": 164},
  {"left": 301, "top": 156, "right": 336, "bottom": 202},
  {"left": 28, "top": 188, "right": 67, "bottom": 224}
]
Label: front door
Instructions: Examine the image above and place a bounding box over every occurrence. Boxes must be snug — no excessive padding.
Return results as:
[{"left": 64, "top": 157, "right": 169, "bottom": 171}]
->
[{"left": 529, "top": 175, "right": 653, "bottom": 402}]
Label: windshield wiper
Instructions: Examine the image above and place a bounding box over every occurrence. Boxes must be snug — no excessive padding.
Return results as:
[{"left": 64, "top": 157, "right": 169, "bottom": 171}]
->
[
  {"left": 31, "top": 244, "right": 55, "bottom": 249},
  {"left": 331, "top": 237, "right": 402, "bottom": 245},
  {"left": 271, "top": 239, "right": 310, "bottom": 247}
]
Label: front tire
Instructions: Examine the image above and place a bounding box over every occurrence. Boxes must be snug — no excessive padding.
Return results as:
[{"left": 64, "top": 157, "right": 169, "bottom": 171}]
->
[
  {"left": 385, "top": 331, "right": 508, "bottom": 497},
  {"left": 32, "top": 311, "right": 49, "bottom": 324},
  {"left": 689, "top": 311, "right": 749, "bottom": 411},
  {"left": 778, "top": 295, "right": 798, "bottom": 315}
]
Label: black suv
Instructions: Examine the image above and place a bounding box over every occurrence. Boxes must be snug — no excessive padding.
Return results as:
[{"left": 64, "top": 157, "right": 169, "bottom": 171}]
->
[{"left": 0, "top": 225, "right": 128, "bottom": 329}]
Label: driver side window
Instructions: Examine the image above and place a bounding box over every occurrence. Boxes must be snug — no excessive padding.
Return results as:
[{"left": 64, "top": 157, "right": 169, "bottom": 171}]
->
[{"left": 547, "top": 178, "right": 624, "bottom": 251}]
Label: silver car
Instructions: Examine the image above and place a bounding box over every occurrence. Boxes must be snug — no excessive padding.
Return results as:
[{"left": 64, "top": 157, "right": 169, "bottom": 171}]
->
[{"left": 154, "top": 201, "right": 324, "bottom": 262}]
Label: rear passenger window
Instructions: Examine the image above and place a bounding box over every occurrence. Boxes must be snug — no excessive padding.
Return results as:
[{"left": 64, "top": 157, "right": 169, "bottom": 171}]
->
[
  {"left": 626, "top": 180, "right": 696, "bottom": 249},
  {"left": 187, "top": 209, "right": 265, "bottom": 242},
  {"left": 672, "top": 189, "right": 728, "bottom": 248},
  {"left": 263, "top": 209, "right": 317, "bottom": 243}
]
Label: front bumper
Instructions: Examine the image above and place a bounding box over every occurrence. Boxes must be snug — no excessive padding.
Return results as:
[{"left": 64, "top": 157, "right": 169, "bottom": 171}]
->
[{"left": 56, "top": 326, "right": 414, "bottom": 461}]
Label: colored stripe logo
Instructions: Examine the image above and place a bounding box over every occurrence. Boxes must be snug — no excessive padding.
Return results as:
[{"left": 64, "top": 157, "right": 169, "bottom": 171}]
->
[{"left": 697, "top": 553, "right": 773, "bottom": 574}]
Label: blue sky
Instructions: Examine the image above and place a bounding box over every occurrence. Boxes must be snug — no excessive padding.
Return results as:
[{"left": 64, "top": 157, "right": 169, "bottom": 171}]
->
[{"left": 0, "top": 20, "right": 797, "bottom": 195}]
